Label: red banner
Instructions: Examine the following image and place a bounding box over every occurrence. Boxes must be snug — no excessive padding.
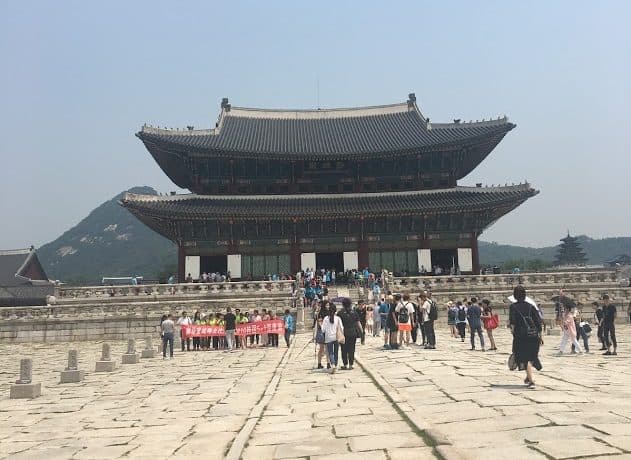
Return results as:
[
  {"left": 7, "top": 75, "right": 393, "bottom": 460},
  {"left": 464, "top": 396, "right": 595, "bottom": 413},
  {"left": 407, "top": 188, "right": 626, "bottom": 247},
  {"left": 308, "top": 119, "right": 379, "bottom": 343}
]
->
[{"left": 181, "top": 319, "right": 285, "bottom": 339}]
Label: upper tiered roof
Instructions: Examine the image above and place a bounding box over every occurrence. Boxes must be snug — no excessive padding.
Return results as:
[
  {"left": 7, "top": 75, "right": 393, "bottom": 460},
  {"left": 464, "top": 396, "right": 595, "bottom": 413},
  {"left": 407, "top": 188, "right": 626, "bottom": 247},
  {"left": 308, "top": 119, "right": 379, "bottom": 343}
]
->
[{"left": 137, "top": 94, "right": 515, "bottom": 159}]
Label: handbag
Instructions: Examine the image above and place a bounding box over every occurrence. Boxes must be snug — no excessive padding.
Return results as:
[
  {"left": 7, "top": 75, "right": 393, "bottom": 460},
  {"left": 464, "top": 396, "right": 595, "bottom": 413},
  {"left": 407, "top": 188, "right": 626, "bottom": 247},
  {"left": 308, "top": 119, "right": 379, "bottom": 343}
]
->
[
  {"left": 488, "top": 314, "right": 499, "bottom": 330},
  {"left": 336, "top": 321, "right": 346, "bottom": 344}
]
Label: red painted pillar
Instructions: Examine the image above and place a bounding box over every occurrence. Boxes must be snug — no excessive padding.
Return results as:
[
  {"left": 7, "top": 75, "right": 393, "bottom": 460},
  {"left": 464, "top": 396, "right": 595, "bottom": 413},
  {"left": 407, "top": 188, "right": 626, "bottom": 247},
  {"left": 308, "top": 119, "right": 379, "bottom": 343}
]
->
[
  {"left": 471, "top": 235, "right": 480, "bottom": 275},
  {"left": 177, "top": 245, "right": 186, "bottom": 283},
  {"left": 290, "top": 243, "right": 301, "bottom": 275},
  {"left": 358, "top": 240, "right": 369, "bottom": 270}
]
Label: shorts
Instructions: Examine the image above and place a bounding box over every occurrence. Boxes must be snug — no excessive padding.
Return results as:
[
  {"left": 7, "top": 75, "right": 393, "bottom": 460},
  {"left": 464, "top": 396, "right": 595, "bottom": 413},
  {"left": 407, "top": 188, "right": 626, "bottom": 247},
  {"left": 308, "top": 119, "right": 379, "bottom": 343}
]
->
[{"left": 398, "top": 323, "right": 412, "bottom": 332}]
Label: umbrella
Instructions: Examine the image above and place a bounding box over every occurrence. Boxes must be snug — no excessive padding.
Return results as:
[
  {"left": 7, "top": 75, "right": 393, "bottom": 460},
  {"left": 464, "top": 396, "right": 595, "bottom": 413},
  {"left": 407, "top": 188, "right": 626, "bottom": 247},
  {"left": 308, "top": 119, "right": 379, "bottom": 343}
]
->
[
  {"left": 330, "top": 297, "right": 350, "bottom": 303},
  {"left": 507, "top": 295, "right": 537, "bottom": 308},
  {"left": 550, "top": 295, "right": 577, "bottom": 309}
]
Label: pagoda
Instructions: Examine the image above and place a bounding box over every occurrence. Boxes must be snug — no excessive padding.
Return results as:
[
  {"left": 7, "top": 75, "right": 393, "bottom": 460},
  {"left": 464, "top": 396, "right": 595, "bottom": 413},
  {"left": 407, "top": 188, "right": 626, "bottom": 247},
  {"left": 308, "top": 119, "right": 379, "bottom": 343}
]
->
[
  {"left": 121, "top": 94, "right": 538, "bottom": 280},
  {"left": 555, "top": 233, "right": 588, "bottom": 266}
]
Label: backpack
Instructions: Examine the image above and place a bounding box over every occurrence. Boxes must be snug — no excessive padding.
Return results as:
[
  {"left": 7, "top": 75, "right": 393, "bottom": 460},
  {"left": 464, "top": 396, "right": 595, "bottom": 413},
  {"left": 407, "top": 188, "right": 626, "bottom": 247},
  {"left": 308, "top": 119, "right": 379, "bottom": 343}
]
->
[
  {"left": 448, "top": 308, "right": 456, "bottom": 321},
  {"left": 517, "top": 307, "right": 538, "bottom": 338},
  {"left": 429, "top": 300, "right": 438, "bottom": 321},
  {"left": 457, "top": 307, "right": 467, "bottom": 322},
  {"left": 398, "top": 303, "right": 410, "bottom": 323}
]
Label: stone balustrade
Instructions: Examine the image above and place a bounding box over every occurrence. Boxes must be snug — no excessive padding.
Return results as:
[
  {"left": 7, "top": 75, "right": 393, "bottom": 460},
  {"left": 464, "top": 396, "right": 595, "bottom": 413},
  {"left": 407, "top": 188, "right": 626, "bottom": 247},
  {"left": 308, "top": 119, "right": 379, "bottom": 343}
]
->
[
  {"left": 55, "top": 280, "right": 295, "bottom": 302},
  {"left": 389, "top": 270, "right": 622, "bottom": 293}
]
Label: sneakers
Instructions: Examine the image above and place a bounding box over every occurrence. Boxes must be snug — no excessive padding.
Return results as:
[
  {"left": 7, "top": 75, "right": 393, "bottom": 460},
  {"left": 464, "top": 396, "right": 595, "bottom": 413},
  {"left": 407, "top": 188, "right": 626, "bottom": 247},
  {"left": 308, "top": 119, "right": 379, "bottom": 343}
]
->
[
  {"left": 331, "top": 366, "right": 337, "bottom": 374},
  {"left": 317, "top": 364, "right": 324, "bottom": 369},
  {"left": 603, "top": 351, "right": 612, "bottom": 355},
  {"left": 340, "top": 365, "right": 348, "bottom": 370}
]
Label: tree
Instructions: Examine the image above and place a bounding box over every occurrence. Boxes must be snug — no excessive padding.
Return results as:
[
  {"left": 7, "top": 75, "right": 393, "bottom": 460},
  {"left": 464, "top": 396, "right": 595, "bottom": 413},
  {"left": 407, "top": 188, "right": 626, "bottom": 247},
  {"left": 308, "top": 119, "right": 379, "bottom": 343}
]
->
[{"left": 555, "top": 233, "right": 587, "bottom": 266}]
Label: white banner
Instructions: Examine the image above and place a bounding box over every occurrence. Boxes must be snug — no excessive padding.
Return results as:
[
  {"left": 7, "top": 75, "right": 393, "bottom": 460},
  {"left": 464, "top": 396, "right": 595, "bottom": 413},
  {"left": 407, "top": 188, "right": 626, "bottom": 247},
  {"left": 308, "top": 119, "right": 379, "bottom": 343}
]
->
[
  {"left": 343, "top": 251, "right": 359, "bottom": 271},
  {"left": 227, "top": 254, "right": 241, "bottom": 279},
  {"left": 457, "top": 248, "right": 473, "bottom": 273},
  {"left": 184, "top": 255, "right": 200, "bottom": 281},
  {"left": 301, "top": 252, "right": 316, "bottom": 271},
  {"left": 417, "top": 249, "right": 431, "bottom": 273}
]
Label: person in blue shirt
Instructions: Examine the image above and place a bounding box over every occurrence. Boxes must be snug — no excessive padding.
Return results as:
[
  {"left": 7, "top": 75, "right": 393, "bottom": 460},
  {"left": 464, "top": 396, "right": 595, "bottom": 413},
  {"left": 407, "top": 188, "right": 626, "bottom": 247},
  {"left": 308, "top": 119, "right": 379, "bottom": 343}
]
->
[
  {"left": 284, "top": 309, "right": 295, "bottom": 347},
  {"left": 467, "top": 297, "right": 486, "bottom": 351}
]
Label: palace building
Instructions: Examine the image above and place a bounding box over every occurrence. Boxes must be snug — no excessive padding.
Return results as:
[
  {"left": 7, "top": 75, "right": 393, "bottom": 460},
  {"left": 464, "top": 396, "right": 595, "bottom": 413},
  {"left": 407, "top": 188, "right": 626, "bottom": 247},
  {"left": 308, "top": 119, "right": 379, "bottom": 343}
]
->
[{"left": 121, "top": 94, "right": 538, "bottom": 280}]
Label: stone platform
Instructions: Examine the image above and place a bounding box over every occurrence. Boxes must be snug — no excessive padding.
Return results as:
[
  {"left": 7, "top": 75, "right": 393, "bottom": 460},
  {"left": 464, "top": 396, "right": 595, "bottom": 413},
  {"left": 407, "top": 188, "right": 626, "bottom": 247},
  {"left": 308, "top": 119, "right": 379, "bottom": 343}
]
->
[{"left": 0, "top": 326, "right": 629, "bottom": 459}]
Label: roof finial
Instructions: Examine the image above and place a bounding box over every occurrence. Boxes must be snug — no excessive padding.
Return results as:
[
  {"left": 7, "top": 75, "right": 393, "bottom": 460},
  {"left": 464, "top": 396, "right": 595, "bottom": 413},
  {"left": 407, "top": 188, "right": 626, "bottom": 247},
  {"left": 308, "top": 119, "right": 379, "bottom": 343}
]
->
[
  {"left": 407, "top": 93, "right": 416, "bottom": 108},
  {"left": 221, "top": 98, "right": 231, "bottom": 112}
]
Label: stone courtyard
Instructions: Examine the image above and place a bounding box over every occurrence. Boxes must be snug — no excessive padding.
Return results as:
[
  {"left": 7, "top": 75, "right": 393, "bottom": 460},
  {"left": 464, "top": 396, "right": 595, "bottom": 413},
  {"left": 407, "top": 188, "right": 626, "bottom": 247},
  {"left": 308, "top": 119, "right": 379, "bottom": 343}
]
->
[{"left": 1, "top": 326, "right": 630, "bottom": 459}]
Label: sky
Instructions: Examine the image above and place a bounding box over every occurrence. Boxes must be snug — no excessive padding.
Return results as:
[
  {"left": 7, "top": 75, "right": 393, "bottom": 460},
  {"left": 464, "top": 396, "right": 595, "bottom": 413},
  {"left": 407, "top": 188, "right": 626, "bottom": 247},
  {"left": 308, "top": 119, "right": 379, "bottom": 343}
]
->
[{"left": 1, "top": 0, "right": 629, "bottom": 249}]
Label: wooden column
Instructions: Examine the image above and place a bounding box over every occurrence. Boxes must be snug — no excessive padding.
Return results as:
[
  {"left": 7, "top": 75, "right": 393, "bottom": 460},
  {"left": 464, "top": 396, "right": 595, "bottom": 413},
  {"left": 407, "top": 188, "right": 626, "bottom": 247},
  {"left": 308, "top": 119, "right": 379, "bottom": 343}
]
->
[
  {"left": 471, "top": 234, "right": 480, "bottom": 275},
  {"left": 290, "top": 242, "right": 301, "bottom": 274},
  {"left": 177, "top": 245, "right": 186, "bottom": 283},
  {"left": 358, "top": 240, "right": 369, "bottom": 270}
]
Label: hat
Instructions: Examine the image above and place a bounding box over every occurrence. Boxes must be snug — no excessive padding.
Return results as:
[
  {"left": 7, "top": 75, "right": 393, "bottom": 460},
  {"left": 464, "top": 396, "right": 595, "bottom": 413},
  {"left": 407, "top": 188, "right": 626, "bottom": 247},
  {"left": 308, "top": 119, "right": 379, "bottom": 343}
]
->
[{"left": 447, "top": 301, "right": 453, "bottom": 306}]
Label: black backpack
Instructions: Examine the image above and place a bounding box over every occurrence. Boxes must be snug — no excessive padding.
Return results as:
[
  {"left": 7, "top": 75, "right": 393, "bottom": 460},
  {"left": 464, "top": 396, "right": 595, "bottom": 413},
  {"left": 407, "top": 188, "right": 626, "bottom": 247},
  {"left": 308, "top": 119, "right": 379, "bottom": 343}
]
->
[
  {"left": 429, "top": 300, "right": 438, "bottom": 321},
  {"left": 398, "top": 303, "right": 410, "bottom": 323},
  {"left": 517, "top": 306, "right": 538, "bottom": 338},
  {"left": 457, "top": 307, "right": 467, "bottom": 321},
  {"left": 448, "top": 308, "right": 456, "bottom": 321}
]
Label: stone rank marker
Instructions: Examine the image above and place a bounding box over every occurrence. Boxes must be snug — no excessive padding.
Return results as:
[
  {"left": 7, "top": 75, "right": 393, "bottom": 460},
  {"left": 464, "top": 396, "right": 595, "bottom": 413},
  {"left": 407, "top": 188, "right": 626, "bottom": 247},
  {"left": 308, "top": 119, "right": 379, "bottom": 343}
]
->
[
  {"left": 60, "top": 349, "right": 84, "bottom": 383},
  {"left": 141, "top": 336, "right": 156, "bottom": 359},
  {"left": 121, "top": 338, "right": 140, "bottom": 364},
  {"left": 10, "top": 358, "right": 41, "bottom": 399},
  {"left": 95, "top": 343, "right": 116, "bottom": 372}
]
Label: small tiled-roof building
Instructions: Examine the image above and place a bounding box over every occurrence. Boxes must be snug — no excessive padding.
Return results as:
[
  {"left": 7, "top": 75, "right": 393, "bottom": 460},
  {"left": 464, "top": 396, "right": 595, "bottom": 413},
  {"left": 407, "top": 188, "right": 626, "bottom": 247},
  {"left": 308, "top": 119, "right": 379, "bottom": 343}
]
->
[
  {"left": 122, "top": 94, "right": 538, "bottom": 279},
  {"left": 0, "top": 247, "right": 53, "bottom": 307}
]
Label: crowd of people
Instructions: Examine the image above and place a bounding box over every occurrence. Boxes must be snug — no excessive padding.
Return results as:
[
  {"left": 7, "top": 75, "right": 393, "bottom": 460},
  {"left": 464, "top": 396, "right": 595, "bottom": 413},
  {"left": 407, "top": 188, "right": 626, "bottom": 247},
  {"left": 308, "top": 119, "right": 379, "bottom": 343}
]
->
[{"left": 158, "top": 308, "right": 295, "bottom": 359}]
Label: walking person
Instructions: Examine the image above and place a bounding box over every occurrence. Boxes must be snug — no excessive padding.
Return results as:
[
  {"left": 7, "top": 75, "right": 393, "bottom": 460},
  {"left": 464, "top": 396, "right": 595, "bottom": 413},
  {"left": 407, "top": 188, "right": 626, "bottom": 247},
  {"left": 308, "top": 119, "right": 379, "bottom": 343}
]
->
[
  {"left": 379, "top": 299, "right": 389, "bottom": 343},
  {"left": 593, "top": 301, "right": 605, "bottom": 350},
  {"left": 177, "top": 311, "right": 192, "bottom": 351},
  {"left": 573, "top": 307, "right": 590, "bottom": 353},
  {"left": 481, "top": 299, "right": 498, "bottom": 351},
  {"left": 456, "top": 301, "right": 467, "bottom": 342},
  {"left": 283, "top": 309, "right": 295, "bottom": 347},
  {"left": 314, "top": 316, "right": 330, "bottom": 369},
  {"left": 339, "top": 299, "right": 362, "bottom": 369},
  {"left": 602, "top": 294, "right": 618, "bottom": 356},
  {"left": 467, "top": 298, "right": 485, "bottom": 351},
  {"left": 224, "top": 307, "right": 237, "bottom": 352},
  {"left": 386, "top": 297, "right": 399, "bottom": 349},
  {"left": 423, "top": 291, "right": 437, "bottom": 349},
  {"left": 366, "top": 306, "right": 374, "bottom": 336},
  {"left": 509, "top": 285, "right": 542, "bottom": 388},
  {"left": 161, "top": 313, "right": 175, "bottom": 359},
  {"left": 356, "top": 302, "right": 367, "bottom": 345},
  {"left": 321, "top": 304, "right": 343, "bottom": 373},
  {"left": 447, "top": 301, "right": 458, "bottom": 338},
  {"left": 557, "top": 304, "right": 582, "bottom": 355},
  {"left": 372, "top": 304, "right": 381, "bottom": 337},
  {"left": 395, "top": 294, "right": 414, "bottom": 347}
]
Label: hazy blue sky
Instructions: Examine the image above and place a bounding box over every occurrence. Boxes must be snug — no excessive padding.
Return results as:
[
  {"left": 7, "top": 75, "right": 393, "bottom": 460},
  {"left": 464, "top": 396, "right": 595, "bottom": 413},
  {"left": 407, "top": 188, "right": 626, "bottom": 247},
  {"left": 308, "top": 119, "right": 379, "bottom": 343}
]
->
[{"left": 1, "top": 1, "right": 629, "bottom": 249}]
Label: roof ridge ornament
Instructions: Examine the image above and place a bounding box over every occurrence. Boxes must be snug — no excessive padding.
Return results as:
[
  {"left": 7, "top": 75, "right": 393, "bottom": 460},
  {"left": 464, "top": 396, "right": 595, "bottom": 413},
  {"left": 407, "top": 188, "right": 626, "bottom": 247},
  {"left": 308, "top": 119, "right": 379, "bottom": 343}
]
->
[{"left": 221, "top": 97, "right": 231, "bottom": 112}]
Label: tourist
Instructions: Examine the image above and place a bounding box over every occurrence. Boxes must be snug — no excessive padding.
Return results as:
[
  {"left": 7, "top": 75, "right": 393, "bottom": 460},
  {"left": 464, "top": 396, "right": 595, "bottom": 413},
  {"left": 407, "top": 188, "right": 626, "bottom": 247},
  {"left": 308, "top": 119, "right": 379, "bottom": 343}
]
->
[
  {"left": 447, "top": 301, "right": 457, "bottom": 338},
  {"left": 602, "top": 294, "right": 618, "bottom": 356},
  {"left": 356, "top": 302, "right": 367, "bottom": 345},
  {"left": 192, "top": 310, "right": 202, "bottom": 351},
  {"left": 481, "top": 299, "right": 498, "bottom": 351},
  {"left": 339, "top": 299, "right": 362, "bottom": 369},
  {"left": 379, "top": 299, "right": 389, "bottom": 342},
  {"left": 177, "top": 311, "right": 192, "bottom": 351},
  {"left": 410, "top": 299, "right": 421, "bottom": 344},
  {"left": 417, "top": 294, "right": 427, "bottom": 346},
  {"left": 456, "top": 301, "right": 467, "bottom": 342},
  {"left": 424, "top": 291, "right": 437, "bottom": 349},
  {"left": 509, "top": 285, "right": 542, "bottom": 388},
  {"left": 322, "top": 304, "right": 343, "bottom": 373},
  {"left": 269, "top": 311, "right": 279, "bottom": 347},
  {"left": 284, "top": 309, "right": 294, "bottom": 347},
  {"left": 262, "top": 309, "right": 271, "bottom": 347},
  {"left": 385, "top": 296, "right": 399, "bottom": 349},
  {"left": 161, "top": 313, "right": 175, "bottom": 359},
  {"left": 314, "top": 316, "right": 329, "bottom": 369},
  {"left": 593, "top": 301, "right": 605, "bottom": 350},
  {"left": 395, "top": 294, "right": 414, "bottom": 347},
  {"left": 557, "top": 304, "right": 582, "bottom": 355},
  {"left": 467, "top": 298, "right": 485, "bottom": 351},
  {"left": 366, "top": 306, "right": 374, "bottom": 336},
  {"left": 573, "top": 307, "right": 590, "bottom": 353},
  {"left": 224, "top": 307, "right": 236, "bottom": 352},
  {"left": 372, "top": 303, "right": 381, "bottom": 336}
]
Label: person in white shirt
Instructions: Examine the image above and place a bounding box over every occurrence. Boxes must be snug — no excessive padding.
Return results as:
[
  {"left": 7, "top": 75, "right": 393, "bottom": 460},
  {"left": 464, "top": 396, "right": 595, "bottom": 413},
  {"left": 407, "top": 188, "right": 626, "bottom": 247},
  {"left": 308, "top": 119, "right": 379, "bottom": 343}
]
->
[
  {"left": 321, "top": 305, "right": 343, "bottom": 373},
  {"left": 177, "top": 311, "right": 192, "bottom": 352},
  {"left": 395, "top": 294, "right": 415, "bottom": 346}
]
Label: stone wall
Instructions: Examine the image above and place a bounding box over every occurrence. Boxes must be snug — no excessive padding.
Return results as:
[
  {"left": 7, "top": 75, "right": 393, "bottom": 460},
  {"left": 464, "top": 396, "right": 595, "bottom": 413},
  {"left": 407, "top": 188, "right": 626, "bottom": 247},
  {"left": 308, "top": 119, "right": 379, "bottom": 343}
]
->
[{"left": 0, "top": 296, "right": 295, "bottom": 343}]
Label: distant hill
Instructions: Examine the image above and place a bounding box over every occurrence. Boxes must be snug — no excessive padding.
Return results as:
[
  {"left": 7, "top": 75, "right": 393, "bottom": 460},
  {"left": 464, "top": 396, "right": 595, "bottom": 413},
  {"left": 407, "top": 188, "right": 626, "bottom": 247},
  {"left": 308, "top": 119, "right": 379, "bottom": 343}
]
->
[
  {"left": 479, "top": 236, "right": 631, "bottom": 266},
  {"left": 37, "top": 186, "right": 176, "bottom": 284},
  {"left": 36, "top": 187, "right": 631, "bottom": 283}
]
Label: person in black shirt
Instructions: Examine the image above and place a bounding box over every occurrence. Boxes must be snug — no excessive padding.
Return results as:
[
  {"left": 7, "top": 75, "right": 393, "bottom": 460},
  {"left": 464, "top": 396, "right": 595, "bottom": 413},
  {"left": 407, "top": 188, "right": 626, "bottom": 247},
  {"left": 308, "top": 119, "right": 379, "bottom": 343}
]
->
[
  {"left": 593, "top": 301, "right": 605, "bottom": 350},
  {"left": 338, "top": 299, "right": 362, "bottom": 369},
  {"left": 356, "top": 302, "right": 367, "bottom": 345},
  {"left": 224, "top": 307, "right": 237, "bottom": 351},
  {"left": 601, "top": 294, "right": 617, "bottom": 356},
  {"left": 509, "top": 285, "right": 542, "bottom": 388}
]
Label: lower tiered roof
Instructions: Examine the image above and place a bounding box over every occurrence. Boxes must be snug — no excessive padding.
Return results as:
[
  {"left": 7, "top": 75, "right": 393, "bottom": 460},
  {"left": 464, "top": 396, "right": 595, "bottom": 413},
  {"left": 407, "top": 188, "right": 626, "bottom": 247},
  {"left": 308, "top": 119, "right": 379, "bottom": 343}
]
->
[{"left": 121, "top": 184, "right": 538, "bottom": 220}]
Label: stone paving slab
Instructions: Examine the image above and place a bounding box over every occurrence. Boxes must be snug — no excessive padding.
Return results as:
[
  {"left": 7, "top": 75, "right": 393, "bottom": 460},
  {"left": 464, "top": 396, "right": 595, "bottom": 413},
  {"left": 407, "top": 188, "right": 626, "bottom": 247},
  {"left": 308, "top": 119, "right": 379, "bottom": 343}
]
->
[{"left": 356, "top": 325, "right": 631, "bottom": 460}]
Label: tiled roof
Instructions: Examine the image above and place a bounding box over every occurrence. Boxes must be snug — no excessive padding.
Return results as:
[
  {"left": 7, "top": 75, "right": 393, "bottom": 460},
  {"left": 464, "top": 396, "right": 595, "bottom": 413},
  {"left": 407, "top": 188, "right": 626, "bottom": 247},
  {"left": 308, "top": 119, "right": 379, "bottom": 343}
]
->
[
  {"left": 120, "top": 184, "right": 538, "bottom": 220},
  {"left": 0, "top": 248, "right": 32, "bottom": 286},
  {"left": 0, "top": 248, "right": 52, "bottom": 305},
  {"left": 137, "top": 96, "right": 514, "bottom": 159}
]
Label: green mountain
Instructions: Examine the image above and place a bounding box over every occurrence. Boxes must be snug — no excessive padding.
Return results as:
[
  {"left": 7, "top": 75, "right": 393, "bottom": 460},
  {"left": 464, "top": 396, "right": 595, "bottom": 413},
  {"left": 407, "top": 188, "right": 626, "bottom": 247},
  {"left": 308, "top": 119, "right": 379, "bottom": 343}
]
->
[
  {"left": 37, "top": 187, "right": 631, "bottom": 283},
  {"left": 37, "top": 187, "right": 176, "bottom": 284}
]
